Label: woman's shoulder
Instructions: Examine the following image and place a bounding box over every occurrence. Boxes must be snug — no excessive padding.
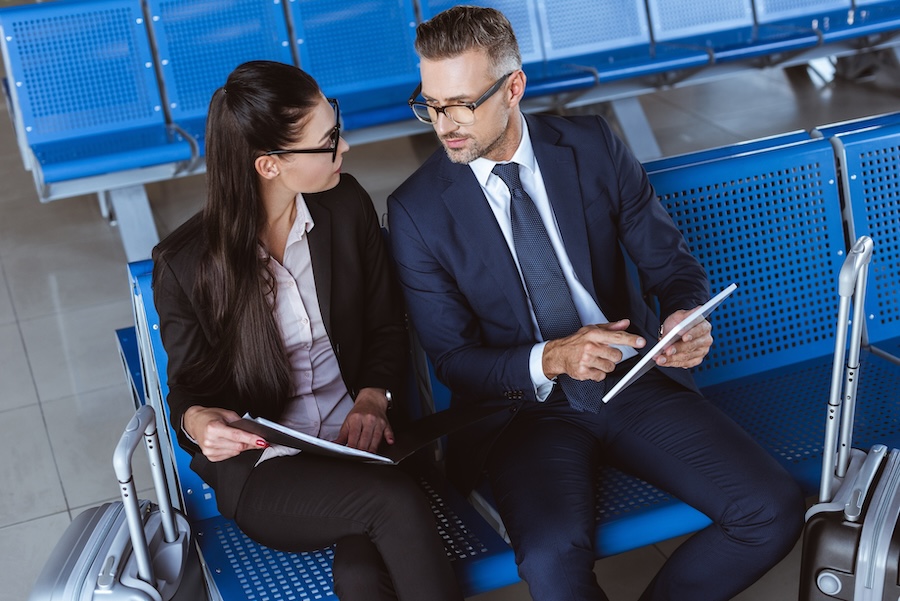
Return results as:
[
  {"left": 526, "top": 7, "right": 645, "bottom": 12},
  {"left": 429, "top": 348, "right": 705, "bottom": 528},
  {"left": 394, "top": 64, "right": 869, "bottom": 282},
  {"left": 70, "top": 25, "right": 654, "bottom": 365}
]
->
[
  {"left": 151, "top": 213, "right": 208, "bottom": 294},
  {"left": 153, "top": 213, "right": 206, "bottom": 265}
]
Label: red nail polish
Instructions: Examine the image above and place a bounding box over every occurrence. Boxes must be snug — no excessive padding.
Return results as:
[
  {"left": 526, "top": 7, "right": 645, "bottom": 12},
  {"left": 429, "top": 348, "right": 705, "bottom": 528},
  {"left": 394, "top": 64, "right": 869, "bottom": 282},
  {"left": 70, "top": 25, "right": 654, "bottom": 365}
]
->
[{"left": 256, "top": 439, "right": 269, "bottom": 448}]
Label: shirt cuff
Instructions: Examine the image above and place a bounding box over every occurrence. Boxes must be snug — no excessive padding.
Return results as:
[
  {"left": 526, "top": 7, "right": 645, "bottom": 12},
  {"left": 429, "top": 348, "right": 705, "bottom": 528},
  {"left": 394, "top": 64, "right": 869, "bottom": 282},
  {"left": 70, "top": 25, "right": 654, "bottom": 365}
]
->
[
  {"left": 181, "top": 415, "right": 199, "bottom": 445},
  {"left": 529, "top": 342, "right": 555, "bottom": 402}
]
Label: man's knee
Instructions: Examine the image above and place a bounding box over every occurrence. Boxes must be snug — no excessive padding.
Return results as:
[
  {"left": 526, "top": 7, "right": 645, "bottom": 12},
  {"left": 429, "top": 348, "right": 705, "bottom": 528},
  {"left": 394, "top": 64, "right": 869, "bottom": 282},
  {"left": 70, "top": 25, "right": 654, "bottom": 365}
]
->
[{"left": 723, "top": 473, "right": 805, "bottom": 553}]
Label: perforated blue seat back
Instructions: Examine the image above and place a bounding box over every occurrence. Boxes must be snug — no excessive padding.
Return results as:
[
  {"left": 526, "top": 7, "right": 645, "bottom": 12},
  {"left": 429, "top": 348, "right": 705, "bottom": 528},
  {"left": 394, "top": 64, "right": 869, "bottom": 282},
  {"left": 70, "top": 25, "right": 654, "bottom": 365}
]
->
[
  {"left": 833, "top": 124, "right": 900, "bottom": 349},
  {"left": 754, "top": 0, "right": 851, "bottom": 24},
  {"left": 535, "top": 0, "right": 650, "bottom": 60},
  {"left": 646, "top": 139, "right": 847, "bottom": 387},
  {"left": 287, "top": 0, "right": 419, "bottom": 117},
  {"left": 146, "top": 0, "right": 294, "bottom": 140},
  {"left": 647, "top": 0, "right": 754, "bottom": 43},
  {"left": 0, "top": 0, "right": 165, "bottom": 143}
]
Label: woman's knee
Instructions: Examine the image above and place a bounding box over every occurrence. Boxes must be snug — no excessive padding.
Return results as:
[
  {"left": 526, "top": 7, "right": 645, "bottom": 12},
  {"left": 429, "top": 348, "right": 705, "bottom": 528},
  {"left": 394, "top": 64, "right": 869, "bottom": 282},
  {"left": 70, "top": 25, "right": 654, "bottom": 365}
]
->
[{"left": 333, "top": 534, "right": 397, "bottom": 601}]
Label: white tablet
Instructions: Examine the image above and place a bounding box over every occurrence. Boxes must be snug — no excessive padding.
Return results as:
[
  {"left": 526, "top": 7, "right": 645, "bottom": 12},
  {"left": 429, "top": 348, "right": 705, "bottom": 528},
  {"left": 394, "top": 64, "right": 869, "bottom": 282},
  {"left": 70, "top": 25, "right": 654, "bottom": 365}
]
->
[{"left": 602, "top": 283, "right": 738, "bottom": 403}]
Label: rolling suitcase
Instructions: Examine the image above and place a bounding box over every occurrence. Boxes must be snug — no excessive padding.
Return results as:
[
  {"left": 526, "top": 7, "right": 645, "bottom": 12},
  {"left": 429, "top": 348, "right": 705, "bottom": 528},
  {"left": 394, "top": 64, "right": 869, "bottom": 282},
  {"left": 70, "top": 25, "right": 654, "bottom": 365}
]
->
[
  {"left": 799, "top": 236, "right": 900, "bottom": 601},
  {"left": 29, "top": 405, "right": 208, "bottom": 601}
]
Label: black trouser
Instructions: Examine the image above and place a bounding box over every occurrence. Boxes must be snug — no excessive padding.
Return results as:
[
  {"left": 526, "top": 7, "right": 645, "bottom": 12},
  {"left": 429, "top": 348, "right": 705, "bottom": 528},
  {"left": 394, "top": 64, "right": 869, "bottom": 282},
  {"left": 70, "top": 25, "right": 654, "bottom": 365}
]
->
[
  {"left": 234, "top": 454, "right": 462, "bottom": 601},
  {"left": 486, "top": 369, "right": 806, "bottom": 601}
]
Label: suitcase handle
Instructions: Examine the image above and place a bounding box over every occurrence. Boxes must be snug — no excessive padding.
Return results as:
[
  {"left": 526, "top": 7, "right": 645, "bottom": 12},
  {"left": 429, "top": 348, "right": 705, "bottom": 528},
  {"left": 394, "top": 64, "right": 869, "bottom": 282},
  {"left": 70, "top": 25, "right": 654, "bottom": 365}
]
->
[
  {"left": 113, "top": 405, "right": 178, "bottom": 585},
  {"left": 820, "top": 236, "right": 874, "bottom": 502}
]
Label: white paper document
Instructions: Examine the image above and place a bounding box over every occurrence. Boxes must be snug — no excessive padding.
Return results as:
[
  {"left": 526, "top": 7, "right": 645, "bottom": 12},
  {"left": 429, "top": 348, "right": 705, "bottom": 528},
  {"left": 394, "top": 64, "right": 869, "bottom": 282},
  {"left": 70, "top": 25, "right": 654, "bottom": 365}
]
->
[
  {"left": 602, "top": 283, "right": 738, "bottom": 403},
  {"left": 234, "top": 415, "right": 396, "bottom": 463}
]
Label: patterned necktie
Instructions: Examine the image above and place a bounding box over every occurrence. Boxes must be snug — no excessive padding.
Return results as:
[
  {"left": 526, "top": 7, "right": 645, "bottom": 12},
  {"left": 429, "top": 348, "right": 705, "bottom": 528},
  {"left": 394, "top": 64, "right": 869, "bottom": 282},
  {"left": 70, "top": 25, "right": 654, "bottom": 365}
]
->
[{"left": 492, "top": 162, "right": 605, "bottom": 412}]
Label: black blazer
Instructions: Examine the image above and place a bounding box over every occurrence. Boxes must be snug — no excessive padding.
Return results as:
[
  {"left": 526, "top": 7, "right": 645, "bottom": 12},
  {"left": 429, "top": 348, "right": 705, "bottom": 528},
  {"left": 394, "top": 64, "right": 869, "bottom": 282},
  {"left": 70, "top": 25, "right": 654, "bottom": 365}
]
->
[
  {"left": 388, "top": 113, "right": 710, "bottom": 493},
  {"left": 152, "top": 174, "right": 408, "bottom": 518}
]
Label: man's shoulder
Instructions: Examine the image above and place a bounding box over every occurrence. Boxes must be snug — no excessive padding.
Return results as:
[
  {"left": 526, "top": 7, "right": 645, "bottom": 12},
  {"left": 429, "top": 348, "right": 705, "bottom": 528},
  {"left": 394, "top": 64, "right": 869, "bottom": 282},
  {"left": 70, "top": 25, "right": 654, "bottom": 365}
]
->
[
  {"left": 391, "top": 146, "right": 455, "bottom": 202},
  {"left": 527, "top": 112, "right": 614, "bottom": 144}
]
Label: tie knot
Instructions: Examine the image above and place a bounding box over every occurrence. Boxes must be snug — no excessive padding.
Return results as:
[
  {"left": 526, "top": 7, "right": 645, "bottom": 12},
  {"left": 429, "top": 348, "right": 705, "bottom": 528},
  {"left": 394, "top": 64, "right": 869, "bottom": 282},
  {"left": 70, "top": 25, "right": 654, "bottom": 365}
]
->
[{"left": 492, "top": 162, "right": 523, "bottom": 192}]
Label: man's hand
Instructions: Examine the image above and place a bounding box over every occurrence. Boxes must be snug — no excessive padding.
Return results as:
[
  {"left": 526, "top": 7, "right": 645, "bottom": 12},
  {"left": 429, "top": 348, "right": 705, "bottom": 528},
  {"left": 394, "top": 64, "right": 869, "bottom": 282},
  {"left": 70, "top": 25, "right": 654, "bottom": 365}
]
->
[
  {"left": 335, "top": 387, "right": 393, "bottom": 453},
  {"left": 542, "top": 319, "right": 646, "bottom": 382},
  {"left": 183, "top": 406, "right": 266, "bottom": 462},
  {"left": 656, "top": 309, "right": 713, "bottom": 369}
]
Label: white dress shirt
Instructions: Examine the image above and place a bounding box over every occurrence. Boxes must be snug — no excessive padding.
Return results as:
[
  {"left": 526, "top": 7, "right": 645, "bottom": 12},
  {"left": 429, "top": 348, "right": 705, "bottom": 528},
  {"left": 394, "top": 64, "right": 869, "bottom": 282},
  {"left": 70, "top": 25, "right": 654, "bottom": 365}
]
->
[
  {"left": 469, "top": 117, "right": 637, "bottom": 400},
  {"left": 258, "top": 194, "right": 354, "bottom": 462}
]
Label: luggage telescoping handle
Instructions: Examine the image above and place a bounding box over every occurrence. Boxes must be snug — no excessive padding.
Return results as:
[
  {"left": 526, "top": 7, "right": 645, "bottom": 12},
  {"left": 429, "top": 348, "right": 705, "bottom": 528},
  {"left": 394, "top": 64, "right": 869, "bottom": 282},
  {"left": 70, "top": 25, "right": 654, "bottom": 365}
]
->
[
  {"left": 113, "top": 405, "right": 178, "bottom": 586},
  {"left": 820, "top": 236, "right": 874, "bottom": 503}
]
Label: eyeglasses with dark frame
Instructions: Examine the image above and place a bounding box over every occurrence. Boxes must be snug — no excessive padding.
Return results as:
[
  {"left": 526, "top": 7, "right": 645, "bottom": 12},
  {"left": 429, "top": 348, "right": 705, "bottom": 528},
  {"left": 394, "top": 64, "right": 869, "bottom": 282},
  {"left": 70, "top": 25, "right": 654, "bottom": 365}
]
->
[
  {"left": 264, "top": 98, "right": 341, "bottom": 163},
  {"left": 408, "top": 72, "right": 514, "bottom": 126}
]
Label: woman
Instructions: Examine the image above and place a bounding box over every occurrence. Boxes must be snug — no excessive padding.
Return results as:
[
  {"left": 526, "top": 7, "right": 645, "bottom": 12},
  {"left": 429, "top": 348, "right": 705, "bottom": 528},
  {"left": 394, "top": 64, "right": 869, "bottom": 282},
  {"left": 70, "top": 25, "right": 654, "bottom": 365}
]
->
[{"left": 152, "top": 61, "right": 462, "bottom": 601}]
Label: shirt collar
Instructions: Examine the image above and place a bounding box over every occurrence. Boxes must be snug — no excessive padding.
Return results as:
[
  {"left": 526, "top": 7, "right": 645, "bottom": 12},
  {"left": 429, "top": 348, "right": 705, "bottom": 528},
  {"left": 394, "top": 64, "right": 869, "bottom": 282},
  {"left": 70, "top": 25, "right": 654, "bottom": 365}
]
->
[
  {"left": 469, "top": 114, "right": 535, "bottom": 187},
  {"left": 286, "top": 193, "right": 315, "bottom": 246}
]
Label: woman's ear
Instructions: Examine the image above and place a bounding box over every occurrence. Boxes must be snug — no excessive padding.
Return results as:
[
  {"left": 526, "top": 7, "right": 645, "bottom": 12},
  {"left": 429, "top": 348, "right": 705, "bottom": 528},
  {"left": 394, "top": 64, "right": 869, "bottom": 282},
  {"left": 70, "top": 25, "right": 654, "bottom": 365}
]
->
[{"left": 254, "top": 155, "right": 280, "bottom": 180}]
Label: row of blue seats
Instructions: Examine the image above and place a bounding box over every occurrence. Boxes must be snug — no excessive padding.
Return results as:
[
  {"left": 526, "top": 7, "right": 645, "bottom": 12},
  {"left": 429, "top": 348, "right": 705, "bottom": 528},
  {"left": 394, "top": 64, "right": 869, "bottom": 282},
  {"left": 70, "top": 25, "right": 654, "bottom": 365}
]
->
[
  {"left": 3, "top": 0, "right": 900, "bottom": 264},
  {"left": 4, "top": 0, "right": 900, "bottom": 198},
  {"left": 117, "top": 108, "right": 900, "bottom": 599}
]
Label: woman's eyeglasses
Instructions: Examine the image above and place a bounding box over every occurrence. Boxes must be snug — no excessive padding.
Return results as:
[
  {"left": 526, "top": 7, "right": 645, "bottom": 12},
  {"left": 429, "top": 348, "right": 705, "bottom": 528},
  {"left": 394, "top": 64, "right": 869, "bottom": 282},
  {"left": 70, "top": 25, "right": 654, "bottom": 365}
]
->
[{"left": 264, "top": 98, "right": 341, "bottom": 162}]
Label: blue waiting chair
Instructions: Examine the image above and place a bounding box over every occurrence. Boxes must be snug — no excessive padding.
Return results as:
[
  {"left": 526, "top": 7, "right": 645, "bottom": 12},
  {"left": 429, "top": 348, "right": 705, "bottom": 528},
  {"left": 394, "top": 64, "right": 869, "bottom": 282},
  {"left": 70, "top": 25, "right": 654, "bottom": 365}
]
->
[
  {"left": 752, "top": 0, "right": 858, "bottom": 44},
  {"left": 144, "top": 0, "right": 295, "bottom": 160},
  {"left": 286, "top": 0, "right": 421, "bottom": 133},
  {"left": 647, "top": 0, "right": 822, "bottom": 65},
  {"left": 829, "top": 122, "right": 900, "bottom": 362},
  {"left": 647, "top": 137, "right": 900, "bottom": 493},
  {"left": 845, "top": 0, "right": 900, "bottom": 39},
  {"left": 811, "top": 109, "right": 900, "bottom": 138},
  {"left": 126, "top": 260, "right": 517, "bottom": 599},
  {"left": 0, "top": 0, "right": 194, "bottom": 201}
]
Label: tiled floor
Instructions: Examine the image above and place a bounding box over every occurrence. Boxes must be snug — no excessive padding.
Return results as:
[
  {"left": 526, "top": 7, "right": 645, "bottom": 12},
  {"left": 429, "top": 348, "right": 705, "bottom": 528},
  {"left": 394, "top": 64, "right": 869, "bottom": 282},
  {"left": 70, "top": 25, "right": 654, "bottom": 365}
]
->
[{"left": 0, "top": 52, "right": 897, "bottom": 600}]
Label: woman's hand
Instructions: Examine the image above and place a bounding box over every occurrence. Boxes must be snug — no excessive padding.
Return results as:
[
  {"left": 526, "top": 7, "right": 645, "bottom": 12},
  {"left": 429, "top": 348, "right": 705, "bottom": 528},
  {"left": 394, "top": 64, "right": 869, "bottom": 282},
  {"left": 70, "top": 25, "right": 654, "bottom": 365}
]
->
[
  {"left": 335, "top": 388, "right": 394, "bottom": 453},
  {"left": 183, "top": 406, "right": 267, "bottom": 462}
]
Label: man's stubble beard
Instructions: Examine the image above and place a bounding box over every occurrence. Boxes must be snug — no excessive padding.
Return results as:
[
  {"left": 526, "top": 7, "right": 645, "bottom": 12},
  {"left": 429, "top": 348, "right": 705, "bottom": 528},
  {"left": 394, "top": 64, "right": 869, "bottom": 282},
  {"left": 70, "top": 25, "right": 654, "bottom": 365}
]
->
[{"left": 440, "top": 114, "right": 512, "bottom": 165}]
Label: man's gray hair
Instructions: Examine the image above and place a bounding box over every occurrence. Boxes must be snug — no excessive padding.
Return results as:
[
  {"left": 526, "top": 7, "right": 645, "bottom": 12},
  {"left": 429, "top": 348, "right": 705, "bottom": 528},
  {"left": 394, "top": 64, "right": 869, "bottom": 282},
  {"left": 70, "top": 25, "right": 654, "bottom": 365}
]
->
[{"left": 414, "top": 5, "right": 522, "bottom": 78}]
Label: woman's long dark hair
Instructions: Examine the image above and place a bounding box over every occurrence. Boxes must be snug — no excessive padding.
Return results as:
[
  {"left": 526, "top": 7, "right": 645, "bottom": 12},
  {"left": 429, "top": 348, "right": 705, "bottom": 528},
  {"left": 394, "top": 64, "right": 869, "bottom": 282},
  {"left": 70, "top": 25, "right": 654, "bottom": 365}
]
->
[{"left": 163, "top": 61, "right": 321, "bottom": 418}]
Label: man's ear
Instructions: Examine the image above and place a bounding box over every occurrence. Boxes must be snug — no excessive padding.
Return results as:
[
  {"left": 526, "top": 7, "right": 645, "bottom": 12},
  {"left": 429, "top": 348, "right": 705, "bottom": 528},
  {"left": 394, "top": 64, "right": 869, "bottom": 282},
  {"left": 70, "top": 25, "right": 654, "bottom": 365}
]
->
[
  {"left": 507, "top": 69, "right": 527, "bottom": 107},
  {"left": 254, "top": 155, "right": 280, "bottom": 180}
]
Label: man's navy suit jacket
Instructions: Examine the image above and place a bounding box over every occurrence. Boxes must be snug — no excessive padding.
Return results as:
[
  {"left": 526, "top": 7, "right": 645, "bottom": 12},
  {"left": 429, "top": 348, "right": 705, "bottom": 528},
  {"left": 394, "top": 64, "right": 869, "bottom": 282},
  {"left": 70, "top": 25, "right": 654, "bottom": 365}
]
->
[{"left": 388, "top": 113, "right": 710, "bottom": 493}]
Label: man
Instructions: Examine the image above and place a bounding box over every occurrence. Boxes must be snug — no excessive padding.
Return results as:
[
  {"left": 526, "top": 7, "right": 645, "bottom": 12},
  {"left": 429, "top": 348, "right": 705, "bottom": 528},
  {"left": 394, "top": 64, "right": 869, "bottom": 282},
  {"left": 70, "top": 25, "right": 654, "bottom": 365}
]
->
[{"left": 387, "top": 6, "right": 804, "bottom": 601}]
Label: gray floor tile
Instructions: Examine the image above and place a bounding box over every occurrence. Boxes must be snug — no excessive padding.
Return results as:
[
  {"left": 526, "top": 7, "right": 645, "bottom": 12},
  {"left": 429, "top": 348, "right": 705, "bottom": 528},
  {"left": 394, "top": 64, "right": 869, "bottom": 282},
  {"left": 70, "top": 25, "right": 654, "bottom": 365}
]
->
[
  {"left": 146, "top": 174, "right": 206, "bottom": 239},
  {"left": 0, "top": 405, "right": 67, "bottom": 527},
  {"left": 0, "top": 192, "right": 114, "bottom": 255},
  {"left": 19, "top": 300, "right": 134, "bottom": 402},
  {"left": 2, "top": 229, "right": 128, "bottom": 321},
  {"left": 0, "top": 322, "right": 38, "bottom": 412},
  {"left": 42, "top": 384, "right": 154, "bottom": 510},
  {"left": 0, "top": 511, "right": 72, "bottom": 601},
  {"left": 0, "top": 265, "right": 16, "bottom": 326},
  {"left": 733, "top": 541, "right": 803, "bottom": 601},
  {"left": 593, "top": 545, "right": 667, "bottom": 600}
]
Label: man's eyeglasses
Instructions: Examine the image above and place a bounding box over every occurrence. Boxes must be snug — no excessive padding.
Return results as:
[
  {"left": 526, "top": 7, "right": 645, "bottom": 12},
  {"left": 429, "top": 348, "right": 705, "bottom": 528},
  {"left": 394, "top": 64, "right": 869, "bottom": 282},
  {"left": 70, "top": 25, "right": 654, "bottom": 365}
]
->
[
  {"left": 264, "top": 98, "right": 341, "bottom": 162},
  {"left": 408, "top": 72, "right": 513, "bottom": 126}
]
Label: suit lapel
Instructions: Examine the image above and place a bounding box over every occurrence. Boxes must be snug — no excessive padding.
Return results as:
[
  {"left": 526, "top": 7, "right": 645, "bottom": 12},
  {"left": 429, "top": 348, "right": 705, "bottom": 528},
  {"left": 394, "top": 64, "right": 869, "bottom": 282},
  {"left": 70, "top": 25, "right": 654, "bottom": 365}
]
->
[
  {"left": 527, "top": 116, "right": 597, "bottom": 304},
  {"left": 438, "top": 161, "right": 534, "bottom": 336},
  {"left": 305, "top": 199, "right": 332, "bottom": 335}
]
